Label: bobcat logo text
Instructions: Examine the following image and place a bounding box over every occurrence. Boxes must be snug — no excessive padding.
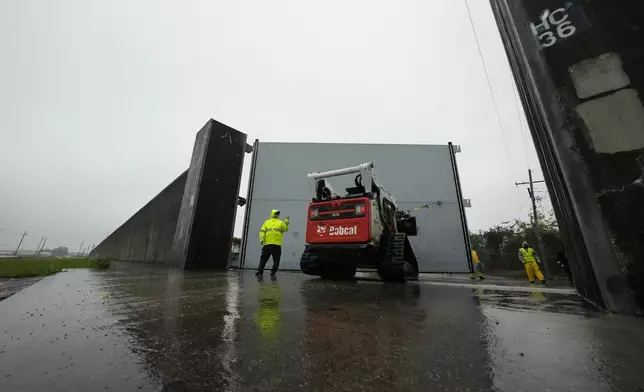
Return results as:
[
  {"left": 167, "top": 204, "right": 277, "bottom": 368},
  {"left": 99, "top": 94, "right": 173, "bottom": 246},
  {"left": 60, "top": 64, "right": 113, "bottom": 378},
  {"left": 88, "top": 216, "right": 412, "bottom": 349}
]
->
[
  {"left": 317, "top": 225, "right": 358, "bottom": 236},
  {"left": 329, "top": 225, "right": 358, "bottom": 236}
]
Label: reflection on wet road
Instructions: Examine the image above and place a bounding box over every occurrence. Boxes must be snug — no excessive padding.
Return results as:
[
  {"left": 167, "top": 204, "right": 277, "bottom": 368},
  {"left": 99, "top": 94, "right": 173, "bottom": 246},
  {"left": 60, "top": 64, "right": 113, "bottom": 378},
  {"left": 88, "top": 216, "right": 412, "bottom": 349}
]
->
[{"left": 1, "top": 263, "right": 643, "bottom": 391}]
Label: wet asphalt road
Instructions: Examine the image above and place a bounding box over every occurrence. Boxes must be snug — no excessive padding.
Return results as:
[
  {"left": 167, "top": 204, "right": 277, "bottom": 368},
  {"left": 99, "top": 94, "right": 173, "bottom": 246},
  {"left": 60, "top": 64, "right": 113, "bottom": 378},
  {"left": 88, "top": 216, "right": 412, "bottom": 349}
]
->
[{"left": 1, "top": 263, "right": 644, "bottom": 392}]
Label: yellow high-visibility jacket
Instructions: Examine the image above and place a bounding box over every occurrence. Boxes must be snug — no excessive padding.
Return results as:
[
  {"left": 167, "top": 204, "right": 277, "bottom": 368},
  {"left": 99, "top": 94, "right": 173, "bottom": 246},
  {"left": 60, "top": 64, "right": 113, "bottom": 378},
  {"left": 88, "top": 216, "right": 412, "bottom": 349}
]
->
[
  {"left": 519, "top": 247, "right": 538, "bottom": 264},
  {"left": 472, "top": 249, "right": 480, "bottom": 263},
  {"left": 259, "top": 209, "right": 290, "bottom": 246}
]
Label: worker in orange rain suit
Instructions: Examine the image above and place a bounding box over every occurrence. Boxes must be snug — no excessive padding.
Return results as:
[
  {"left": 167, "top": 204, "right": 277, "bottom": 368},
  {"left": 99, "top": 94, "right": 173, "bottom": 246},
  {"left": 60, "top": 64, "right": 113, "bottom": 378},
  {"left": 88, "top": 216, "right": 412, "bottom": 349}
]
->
[
  {"left": 518, "top": 241, "right": 546, "bottom": 284},
  {"left": 256, "top": 209, "right": 290, "bottom": 277},
  {"left": 470, "top": 247, "right": 485, "bottom": 280}
]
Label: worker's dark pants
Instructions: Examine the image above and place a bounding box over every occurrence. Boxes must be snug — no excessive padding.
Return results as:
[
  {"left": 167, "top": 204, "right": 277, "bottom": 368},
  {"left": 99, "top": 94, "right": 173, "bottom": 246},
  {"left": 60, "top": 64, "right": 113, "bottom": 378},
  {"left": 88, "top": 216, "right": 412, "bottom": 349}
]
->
[
  {"left": 560, "top": 261, "right": 573, "bottom": 284},
  {"left": 258, "top": 245, "right": 281, "bottom": 274}
]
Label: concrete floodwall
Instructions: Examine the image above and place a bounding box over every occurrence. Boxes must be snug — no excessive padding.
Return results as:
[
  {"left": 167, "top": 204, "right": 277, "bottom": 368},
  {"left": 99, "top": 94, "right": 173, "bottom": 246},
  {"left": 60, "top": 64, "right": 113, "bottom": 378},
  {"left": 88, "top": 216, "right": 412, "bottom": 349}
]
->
[
  {"left": 491, "top": 0, "right": 644, "bottom": 313},
  {"left": 91, "top": 118, "right": 248, "bottom": 268},
  {"left": 172, "top": 120, "right": 247, "bottom": 269},
  {"left": 90, "top": 171, "right": 187, "bottom": 263}
]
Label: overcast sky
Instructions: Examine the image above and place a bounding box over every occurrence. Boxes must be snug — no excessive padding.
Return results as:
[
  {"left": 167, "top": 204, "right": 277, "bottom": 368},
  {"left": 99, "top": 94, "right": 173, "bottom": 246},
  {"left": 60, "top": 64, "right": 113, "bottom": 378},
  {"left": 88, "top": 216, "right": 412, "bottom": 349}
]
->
[{"left": 0, "top": 0, "right": 549, "bottom": 251}]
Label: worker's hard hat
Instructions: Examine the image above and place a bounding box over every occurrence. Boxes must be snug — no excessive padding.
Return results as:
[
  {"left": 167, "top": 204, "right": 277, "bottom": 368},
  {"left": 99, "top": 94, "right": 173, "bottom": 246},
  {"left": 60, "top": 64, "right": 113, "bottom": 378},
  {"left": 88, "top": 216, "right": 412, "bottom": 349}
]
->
[{"left": 522, "top": 241, "right": 529, "bottom": 247}]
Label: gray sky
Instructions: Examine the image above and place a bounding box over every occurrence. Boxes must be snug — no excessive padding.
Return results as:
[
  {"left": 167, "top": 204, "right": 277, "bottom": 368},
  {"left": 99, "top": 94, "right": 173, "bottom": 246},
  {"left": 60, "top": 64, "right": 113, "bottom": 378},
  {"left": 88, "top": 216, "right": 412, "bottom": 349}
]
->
[{"left": 0, "top": 0, "right": 548, "bottom": 251}]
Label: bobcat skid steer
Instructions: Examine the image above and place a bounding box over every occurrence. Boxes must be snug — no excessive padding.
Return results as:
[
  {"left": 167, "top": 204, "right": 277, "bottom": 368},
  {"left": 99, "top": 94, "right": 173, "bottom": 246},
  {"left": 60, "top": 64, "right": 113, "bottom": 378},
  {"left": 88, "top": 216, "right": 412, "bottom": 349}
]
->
[{"left": 300, "top": 162, "right": 419, "bottom": 282}]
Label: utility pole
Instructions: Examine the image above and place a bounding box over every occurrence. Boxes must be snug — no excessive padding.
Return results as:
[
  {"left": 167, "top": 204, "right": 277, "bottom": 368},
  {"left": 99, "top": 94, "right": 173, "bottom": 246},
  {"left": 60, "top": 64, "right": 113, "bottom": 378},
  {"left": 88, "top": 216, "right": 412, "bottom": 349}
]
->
[
  {"left": 34, "top": 236, "right": 45, "bottom": 256},
  {"left": 516, "top": 169, "right": 550, "bottom": 279},
  {"left": 78, "top": 240, "right": 84, "bottom": 257},
  {"left": 14, "top": 231, "right": 27, "bottom": 256},
  {"left": 40, "top": 238, "right": 48, "bottom": 254}
]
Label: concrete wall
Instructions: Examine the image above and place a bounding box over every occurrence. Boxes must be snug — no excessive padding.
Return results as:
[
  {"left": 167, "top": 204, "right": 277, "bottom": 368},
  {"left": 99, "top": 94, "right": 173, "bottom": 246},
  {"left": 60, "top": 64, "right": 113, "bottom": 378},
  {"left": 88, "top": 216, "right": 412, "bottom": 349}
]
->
[
  {"left": 172, "top": 119, "right": 247, "bottom": 269},
  {"left": 91, "top": 118, "right": 248, "bottom": 268},
  {"left": 242, "top": 142, "right": 471, "bottom": 273},
  {"left": 90, "top": 171, "right": 187, "bottom": 263},
  {"left": 491, "top": 0, "right": 644, "bottom": 313}
]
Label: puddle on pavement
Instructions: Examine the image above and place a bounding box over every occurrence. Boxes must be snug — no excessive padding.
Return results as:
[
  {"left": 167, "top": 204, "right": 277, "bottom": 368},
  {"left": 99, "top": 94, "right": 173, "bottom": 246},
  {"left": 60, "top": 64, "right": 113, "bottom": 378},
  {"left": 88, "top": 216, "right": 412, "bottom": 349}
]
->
[{"left": 471, "top": 287, "right": 602, "bottom": 316}]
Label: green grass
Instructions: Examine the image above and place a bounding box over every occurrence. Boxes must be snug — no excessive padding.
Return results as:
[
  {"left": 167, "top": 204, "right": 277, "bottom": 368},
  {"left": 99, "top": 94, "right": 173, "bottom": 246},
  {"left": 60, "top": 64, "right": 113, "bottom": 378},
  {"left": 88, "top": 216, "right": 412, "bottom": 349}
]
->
[{"left": 0, "top": 257, "right": 112, "bottom": 278}]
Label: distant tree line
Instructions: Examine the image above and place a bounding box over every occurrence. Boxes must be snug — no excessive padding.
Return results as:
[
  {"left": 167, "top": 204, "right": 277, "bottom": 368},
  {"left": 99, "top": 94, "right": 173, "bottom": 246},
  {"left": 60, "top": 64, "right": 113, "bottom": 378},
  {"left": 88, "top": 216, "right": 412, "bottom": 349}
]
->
[{"left": 470, "top": 211, "right": 566, "bottom": 276}]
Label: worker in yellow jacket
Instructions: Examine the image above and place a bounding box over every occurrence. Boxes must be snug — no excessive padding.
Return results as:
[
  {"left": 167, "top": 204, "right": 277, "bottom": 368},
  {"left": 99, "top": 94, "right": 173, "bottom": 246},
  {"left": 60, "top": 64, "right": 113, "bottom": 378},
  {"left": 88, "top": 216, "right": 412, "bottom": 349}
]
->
[
  {"left": 519, "top": 241, "right": 546, "bottom": 284},
  {"left": 470, "top": 247, "right": 485, "bottom": 280},
  {"left": 256, "top": 209, "right": 290, "bottom": 276}
]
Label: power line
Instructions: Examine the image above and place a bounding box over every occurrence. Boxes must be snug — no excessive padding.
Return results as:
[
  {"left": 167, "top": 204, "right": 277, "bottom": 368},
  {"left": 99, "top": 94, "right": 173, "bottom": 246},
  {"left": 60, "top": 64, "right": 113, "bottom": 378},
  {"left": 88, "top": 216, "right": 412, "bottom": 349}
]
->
[
  {"left": 513, "top": 85, "right": 531, "bottom": 170},
  {"left": 463, "top": 0, "right": 514, "bottom": 166},
  {"left": 502, "top": 197, "right": 531, "bottom": 224}
]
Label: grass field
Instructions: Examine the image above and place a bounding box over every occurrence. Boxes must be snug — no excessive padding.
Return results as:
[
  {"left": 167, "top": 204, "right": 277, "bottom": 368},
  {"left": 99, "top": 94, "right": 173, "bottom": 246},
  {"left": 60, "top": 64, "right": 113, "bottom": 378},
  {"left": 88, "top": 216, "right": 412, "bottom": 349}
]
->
[{"left": 0, "top": 258, "right": 111, "bottom": 278}]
